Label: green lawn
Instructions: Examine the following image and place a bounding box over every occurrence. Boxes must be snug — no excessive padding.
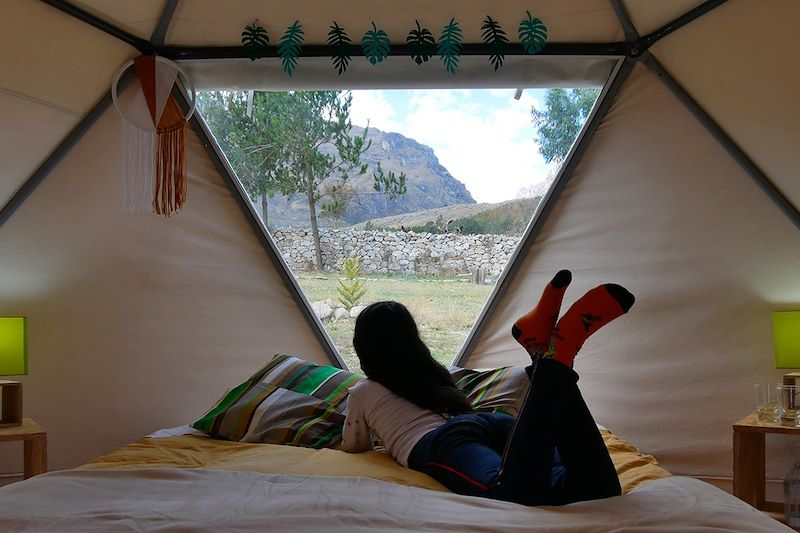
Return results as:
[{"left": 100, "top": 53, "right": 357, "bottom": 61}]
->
[{"left": 295, "top": 272, "right": 495, "bottom": 373}]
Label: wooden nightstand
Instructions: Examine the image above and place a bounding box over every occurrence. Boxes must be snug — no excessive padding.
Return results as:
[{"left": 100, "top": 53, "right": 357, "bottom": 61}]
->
[
  {"left": 733, "top": 412, "right": 800, "bottom": 525},
  {"left": 0, "top": 417, "right": 47, "bottom": 479}
]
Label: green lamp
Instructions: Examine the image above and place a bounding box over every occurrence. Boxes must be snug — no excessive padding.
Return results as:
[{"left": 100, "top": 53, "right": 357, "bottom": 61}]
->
[
  {"left": 775, "top": 311, "right": 800, "bottom": 391},
  {"left": 0, "top": 316, "right": 26, "bottom": 427}
]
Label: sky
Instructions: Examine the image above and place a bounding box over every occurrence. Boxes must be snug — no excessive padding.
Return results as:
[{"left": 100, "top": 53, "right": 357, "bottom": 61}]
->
[{"left": 348, "top": 88, "right": 553, "bottom": 204}]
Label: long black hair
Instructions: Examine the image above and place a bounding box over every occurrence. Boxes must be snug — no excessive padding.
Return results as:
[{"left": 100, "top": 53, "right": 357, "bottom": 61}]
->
[{"left": 353, "top": 301, "right": 473, "bottom": 417}]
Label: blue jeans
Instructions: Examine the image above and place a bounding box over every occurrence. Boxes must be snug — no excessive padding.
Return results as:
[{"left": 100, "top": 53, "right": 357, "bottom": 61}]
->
[{"left": 407, "top": 358, "right": 621, "bottom": 506}]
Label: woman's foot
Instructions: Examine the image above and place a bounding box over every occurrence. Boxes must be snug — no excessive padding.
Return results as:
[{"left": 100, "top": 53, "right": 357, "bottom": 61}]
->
[
  {"left": 546, "top": 283, "right": 635, "bottom": 368},
  {"left": 511, "top": 270, "right": 572, "bottom": 360}
]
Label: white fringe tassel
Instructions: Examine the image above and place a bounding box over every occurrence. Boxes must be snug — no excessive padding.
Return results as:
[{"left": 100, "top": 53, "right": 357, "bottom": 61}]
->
[{"left": 122, "top": 122, "right": 156, "bottom": 213}]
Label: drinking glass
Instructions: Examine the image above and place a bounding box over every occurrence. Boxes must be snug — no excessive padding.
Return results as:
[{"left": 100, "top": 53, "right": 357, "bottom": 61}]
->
[
  {"left": 755, "top": 383, "right": 777, "bottom": 422},
  {"left": 777, "top": 384, "right": 800, "bottom": 427}
]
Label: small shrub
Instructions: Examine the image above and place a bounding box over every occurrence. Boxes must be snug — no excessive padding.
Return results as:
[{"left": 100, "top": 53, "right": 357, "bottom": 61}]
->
[{"left": 337, "top": 257, "right": 367, "bottom": 310}]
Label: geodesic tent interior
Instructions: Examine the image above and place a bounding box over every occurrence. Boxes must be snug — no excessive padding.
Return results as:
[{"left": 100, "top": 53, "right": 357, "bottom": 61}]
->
[{"left": 1, "top": 0, "right": 799, "bottom": 498}]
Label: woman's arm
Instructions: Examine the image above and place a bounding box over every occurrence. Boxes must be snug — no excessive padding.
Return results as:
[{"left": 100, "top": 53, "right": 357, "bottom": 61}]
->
[{"left": 341, "top": 389, "right": 374, "bottom": 453}]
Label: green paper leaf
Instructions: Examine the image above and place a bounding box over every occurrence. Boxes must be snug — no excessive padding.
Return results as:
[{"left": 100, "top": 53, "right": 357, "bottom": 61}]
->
[
  {"left": 362, "top": 21, "right": 391, "bottom": 65},
  {"left": 406, "top": 20, "right": 436, "bottom": 65},
  {"left": 438, "top": 18, "right": 462, "bottom": 75},
  {"left": 328, "top": 21, "right": 353, "bottom": 75},
  {"left": 278, "top": 21, "right": 305, "bottom": 76},
  {"left": 481, "top": 15, "right": 508, "bottom": 71},
  {"left": 241, "top": 20, "right": 269, "bottom": 61},
  {"left": 518, "top": 10, "right": 547, "bottom": 55}
]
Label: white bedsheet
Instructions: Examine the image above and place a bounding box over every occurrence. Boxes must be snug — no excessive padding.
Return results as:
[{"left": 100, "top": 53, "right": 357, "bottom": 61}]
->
[{"left": 0, "top": 468, "right": 790, "bottom": 532}]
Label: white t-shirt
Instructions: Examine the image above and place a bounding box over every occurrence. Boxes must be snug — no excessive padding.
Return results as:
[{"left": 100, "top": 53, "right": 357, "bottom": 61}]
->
[{"left": 341, "top": 379, "right": 446, "bottom": 466}]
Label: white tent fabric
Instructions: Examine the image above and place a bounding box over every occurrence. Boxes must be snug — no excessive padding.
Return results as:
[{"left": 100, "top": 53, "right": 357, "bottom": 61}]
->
[
  {"left": 651, "top": 0, "right": 799, "bottom": 206},
  {"left": 0, "top": 106, "right": 329, "bottom": 471},
  {"left": 184, "top": 56, "right": 619, "bottom": 91},
  {"left": 466, "top": 63, "right": 800, "bottom": 477},
  {"left": 1, "top": 0, "right": 800, "bottom": 492}
]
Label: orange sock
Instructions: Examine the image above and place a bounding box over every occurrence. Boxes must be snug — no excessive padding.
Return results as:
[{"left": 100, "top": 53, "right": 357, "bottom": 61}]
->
[
  {"left": 547, "top": 283, "right": 635, "bottom": 368},
  {"left": 511, "top": 270, "right": 572, "bottom": 359}
]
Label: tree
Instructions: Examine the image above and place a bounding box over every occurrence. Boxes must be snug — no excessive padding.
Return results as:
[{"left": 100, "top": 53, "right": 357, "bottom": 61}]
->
[
  {"left": 199, "top": 90, "right": 406, "bottom": 270},
  {"left": 531, "top": 88, "right": 600, "bottom": 163},
  {"left": 267, "top": 91, "right": 369, "bottom": 270},
  {"left": 269, "top": 91, "right": 405, "bottom": 270},
  {"left": 197, "top": 91, "right": 280, "bottom": 227}
]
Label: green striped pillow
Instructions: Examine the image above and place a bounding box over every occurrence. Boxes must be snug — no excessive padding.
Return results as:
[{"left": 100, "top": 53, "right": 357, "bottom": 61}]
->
[
  {"left": 192, "top": 354, "right": 363, "bottom": 448},
  {"left": 449, "top": 366, "right": 529, "bottom": 417}
]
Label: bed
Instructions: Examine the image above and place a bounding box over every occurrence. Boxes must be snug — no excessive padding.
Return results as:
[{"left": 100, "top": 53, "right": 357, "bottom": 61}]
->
[{"left": 0, "top": 355, "right": 791, "bottom": 531}]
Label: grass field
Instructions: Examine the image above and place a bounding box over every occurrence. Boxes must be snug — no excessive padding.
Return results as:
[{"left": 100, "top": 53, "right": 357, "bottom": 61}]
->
[{"left": 295, "top": 273, "right": 495, "bottom": 373}]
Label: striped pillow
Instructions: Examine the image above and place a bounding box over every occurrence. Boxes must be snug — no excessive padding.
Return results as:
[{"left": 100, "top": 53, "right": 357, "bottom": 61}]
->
[
  {"left": 449, "top": 366, "right": 530, "bottom": 416},
  {"left": 192, "top": 354, "right": 363, "bottom": 448}
]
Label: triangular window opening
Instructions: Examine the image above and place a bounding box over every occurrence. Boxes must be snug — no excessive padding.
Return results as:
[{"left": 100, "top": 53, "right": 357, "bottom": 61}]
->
[{"left": 197, "top": 87, "right": 601, "bottom": 374}]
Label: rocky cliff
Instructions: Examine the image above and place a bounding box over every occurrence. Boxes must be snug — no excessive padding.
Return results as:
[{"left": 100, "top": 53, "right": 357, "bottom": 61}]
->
[{"left": 261, "top": 126, "right": 476, "bottom": 228}]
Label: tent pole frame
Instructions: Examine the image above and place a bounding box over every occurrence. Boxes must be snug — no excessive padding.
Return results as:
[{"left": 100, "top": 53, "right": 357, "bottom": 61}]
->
[
  {"left": 39, "top": 0, "right": 154, "bottom": 53},
  {"left": 37, "top": 0, "right": 633, "bottom": 59},
  {"left": 160, "top": 42, "right": 629, "bottom": 61},
  {"left": 149, "top": 0, "right": 180, "bottom": 48},
  {"left": 0, "top": 91, "right": 112, "bottom": 228},
  {"left": 0, "top": 69, "right": 135, "bottom": 228},
  {"left": 640, "top": 51, "right": 800, "bottom": 231},
  {"left": 1, "top": 0, "right": 184, "bottom": 229},
  {"left": 609, "top": 0, "right": 640, "bottom": 42},
  {"left": 641, "top": 0, "right": 728, "bottom": 49}
]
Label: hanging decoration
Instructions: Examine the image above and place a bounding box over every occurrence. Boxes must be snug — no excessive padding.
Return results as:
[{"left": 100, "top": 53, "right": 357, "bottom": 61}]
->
[
  {"left": 237, "top": 13, "right": 546, "bottom": 75},
  {"left": 241, "top": 20, "right": 269, "bottom": 61},
  {"left": 278, "top": 21, "right": 305, "bottom": 76},
  {"left": 406, "top": 20, "right": 436, "bottom": 65},
  {"left": 438, "top": 18, "right": 463, "bottom": 75},
  {"left": 328, "top": 22, "right": 353, "bottom": 75},
  {"left": 111, "top": 55, "right": 196, "bottom": 216},
  {"left": 481, "top": 16, "right": 509, "bottom": 71},
  {"left": 362, "top": 22, "right": 391, "bottom": 65},
  {"left": 518, "top": 11, "right": 547, "bottom": 55}
]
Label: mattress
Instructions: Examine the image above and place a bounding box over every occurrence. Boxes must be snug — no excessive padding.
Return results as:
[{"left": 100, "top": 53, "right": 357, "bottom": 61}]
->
[
  {"left": 0, "top": 468, "right": 791, "bottom": 532},
  {"left": 80, "top": 428, "right": 671, "bottom": 494},
  {"left": 0, "top": 428, "right": 790, "bottom": 531}
]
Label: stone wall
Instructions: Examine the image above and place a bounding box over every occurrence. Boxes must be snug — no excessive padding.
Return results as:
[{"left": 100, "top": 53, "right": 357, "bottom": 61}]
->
[{"left": 271, "top": 229, "right": 518, "bottom": 277}]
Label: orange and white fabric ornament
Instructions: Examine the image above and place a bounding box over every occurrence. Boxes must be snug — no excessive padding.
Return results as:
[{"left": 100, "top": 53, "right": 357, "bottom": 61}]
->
[{"left": 112, "top": 55, "right": 196, "bottom": 216}]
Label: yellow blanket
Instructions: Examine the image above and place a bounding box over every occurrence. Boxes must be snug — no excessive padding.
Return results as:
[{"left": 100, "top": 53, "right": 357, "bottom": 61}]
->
[{"left": 83, "top": 429, "right": 669, "bottom": 494}]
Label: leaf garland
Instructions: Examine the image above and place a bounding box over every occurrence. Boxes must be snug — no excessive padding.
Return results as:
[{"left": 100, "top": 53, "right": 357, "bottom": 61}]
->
[
  {"left": 438, "top": 18, "right": 462, "bottom": 75},
  {"left": 241, "top": 20, "right": 269, "bottom": 61},
  {"left": 240, "top": 14, "right": 545, "bottom": 76},
  {"left": 518, "top": 10, "right": 547, "bottom": 55},
  {"left": 362, "top": 22, "right": 391, "bottom": 65},
  {"left": 406, "top": 20, "right": 436, "bottom": 65},
  {"left": 278, "top": 21, "right": 305, "bottom": 76},
  {"left": 328, "top": 22, "right": 353, "bottom": 75},
  {"left": 481, "top": 16, "right": 508, "bottom": 71}
]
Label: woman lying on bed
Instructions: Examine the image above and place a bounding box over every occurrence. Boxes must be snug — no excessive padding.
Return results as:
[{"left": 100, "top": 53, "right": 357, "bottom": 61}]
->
[{"left": 341, "top": 270, "right": 635, "bottom": 506}]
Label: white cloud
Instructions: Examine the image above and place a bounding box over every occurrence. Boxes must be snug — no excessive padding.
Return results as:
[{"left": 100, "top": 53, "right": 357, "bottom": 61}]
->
[
  {"left": 348, "top": 90, "right": 400, "bottom": 132},
  {"left": 402, "top": 90, "right": 549, "bottom": 203},
  {"left": 349, "top": 88, "right": 553, "bottom": 203}
]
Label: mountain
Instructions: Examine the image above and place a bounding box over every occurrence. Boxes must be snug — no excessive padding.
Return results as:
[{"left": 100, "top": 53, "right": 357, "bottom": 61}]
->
[{"left": 261, "top": 126, "right": 476, "bottom": 228}]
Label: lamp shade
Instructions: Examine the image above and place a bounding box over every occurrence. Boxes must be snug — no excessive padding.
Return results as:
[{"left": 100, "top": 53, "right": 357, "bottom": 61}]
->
[
  {"left": 0, "top": 317, "right": 27, "bottom": 376},
  {"left": 774, "top": 311, "right": 800, "bottom": 369}
]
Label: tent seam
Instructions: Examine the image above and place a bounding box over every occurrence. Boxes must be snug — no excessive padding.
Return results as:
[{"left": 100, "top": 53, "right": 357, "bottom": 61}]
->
[{"left": 0, "top": 87, "right": 83, "bottom": 117}]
